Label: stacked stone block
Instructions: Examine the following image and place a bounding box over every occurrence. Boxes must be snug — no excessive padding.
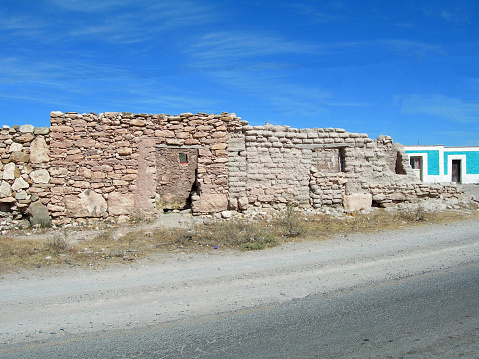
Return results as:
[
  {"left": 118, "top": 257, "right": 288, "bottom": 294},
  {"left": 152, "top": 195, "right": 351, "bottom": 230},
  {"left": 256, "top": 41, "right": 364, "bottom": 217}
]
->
[
  {"left": 0, "top": 111, "right": 464, "bottom": 227},
  {"left": 363, "top": 182, "right": 461, "bottom": 207},
  {"left": 0, "top": 124, "right": 50, "bottom": 229},
  {"left": 310, "top": 169, "right": 347, "bottom": 208},
  {"left": 49, "top": 111, "right": 242, "bottom": 224},
  {"left": 228, "top": 123, "right": 461, "bottom": 212}
]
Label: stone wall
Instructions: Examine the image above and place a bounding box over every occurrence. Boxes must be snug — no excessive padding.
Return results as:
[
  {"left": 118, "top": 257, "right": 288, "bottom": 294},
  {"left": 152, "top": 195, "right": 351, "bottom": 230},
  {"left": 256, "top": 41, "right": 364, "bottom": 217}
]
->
[
  {"left": 48, "top": 111, "right": 241, "bottom": 224},
  {"left": 0, "top": 125, "right": 51, "bottom": 230},
  {"left": 227, "top": 123, "right": 462, "bottom": 212},
  {"left": 0, "top": 112, "right": 463, "bottom": 228}
]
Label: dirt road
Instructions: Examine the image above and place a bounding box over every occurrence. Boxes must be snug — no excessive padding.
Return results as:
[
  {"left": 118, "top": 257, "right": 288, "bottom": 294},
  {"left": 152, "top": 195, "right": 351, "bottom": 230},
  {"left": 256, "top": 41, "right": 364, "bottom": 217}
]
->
[{"left": 1, "top": 217, "right": 478, "bottom": 348}]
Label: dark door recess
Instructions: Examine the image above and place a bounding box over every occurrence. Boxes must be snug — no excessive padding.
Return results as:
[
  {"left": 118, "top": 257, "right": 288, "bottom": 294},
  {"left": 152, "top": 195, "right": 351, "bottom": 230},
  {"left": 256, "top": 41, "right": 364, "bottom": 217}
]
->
[{"left": 451, "top": 160, "right": 461, "bottom": 183}]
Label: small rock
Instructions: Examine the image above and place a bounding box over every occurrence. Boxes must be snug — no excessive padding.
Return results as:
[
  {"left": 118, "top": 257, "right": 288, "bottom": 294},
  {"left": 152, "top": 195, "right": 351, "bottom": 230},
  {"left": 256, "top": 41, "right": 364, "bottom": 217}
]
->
[
  {"left": 29, "top": 169, "right": 50, "bottom": 184},
  {"left": 221, "top": 210, "right": 233, "bottom": 219},
  {"left": 26, "top": 201, "right": 51, "bottom": 227},
  {"left": 19, "top": 124, "right": 35, "bottom": 133}
]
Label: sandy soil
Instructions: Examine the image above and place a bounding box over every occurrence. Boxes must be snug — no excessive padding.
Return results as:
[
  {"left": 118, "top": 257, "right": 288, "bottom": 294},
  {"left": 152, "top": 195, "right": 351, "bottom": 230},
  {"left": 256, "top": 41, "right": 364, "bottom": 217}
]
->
[{"left": 1, "top": 214, "right": 478, "bottom": 348}]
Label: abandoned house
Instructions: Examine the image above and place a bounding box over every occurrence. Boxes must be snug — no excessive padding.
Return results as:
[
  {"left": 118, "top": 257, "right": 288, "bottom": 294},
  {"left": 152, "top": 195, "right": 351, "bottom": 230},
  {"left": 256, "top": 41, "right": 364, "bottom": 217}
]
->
[{"left": 0, "top": 111, "right": 462, "bottom": 227}]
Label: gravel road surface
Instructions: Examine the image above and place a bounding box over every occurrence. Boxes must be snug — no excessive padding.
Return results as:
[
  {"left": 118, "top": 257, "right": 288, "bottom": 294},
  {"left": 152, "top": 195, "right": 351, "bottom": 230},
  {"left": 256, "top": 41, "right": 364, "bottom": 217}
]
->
[{"left": 1, "top": 216, "right": 478, "bottom": 353}]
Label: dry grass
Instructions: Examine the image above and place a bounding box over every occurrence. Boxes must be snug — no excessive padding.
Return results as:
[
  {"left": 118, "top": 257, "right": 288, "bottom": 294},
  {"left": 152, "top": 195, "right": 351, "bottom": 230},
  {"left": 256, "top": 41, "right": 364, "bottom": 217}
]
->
[
  {"left": 0, "top": 233, "right": 74, "bottom": 269},
  {"left": 0, "top": 206, "right": 477, "bottom": 271}
]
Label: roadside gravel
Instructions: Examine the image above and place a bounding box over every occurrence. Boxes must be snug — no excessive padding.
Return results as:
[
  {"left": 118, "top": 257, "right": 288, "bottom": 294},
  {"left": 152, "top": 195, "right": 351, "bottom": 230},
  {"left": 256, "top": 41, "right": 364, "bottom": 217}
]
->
[{"left": 1, "top": 215, "right": 478, "bottom": 348}]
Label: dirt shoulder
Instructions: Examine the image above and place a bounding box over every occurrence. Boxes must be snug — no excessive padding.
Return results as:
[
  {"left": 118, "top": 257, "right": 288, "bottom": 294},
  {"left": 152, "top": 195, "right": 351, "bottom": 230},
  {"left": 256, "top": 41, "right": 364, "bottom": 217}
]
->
[{"left": 1, "top": 215, "right": 478, "bottom": 349}]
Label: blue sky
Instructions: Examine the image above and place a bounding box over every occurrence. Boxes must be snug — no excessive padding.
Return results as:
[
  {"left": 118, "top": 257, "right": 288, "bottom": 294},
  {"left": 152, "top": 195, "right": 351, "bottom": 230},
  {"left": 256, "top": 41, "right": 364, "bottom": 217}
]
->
[{"left": 1, "top": 0, "right": 478, "bottom": 146}]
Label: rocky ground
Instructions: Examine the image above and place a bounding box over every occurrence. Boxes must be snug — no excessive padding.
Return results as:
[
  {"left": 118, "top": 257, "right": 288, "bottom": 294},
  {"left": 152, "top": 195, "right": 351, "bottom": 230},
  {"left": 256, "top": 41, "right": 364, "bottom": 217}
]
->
[
  {"left": 0, "top": 213, "right": 478, "bottom": 350},
  {"left": 0, "top": 184, "right": 477, "bottom": 350}
]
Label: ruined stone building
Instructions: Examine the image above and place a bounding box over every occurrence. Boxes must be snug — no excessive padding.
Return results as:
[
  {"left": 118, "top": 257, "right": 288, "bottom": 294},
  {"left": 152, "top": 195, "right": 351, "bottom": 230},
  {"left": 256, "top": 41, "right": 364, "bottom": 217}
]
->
[{"left": 0, "top": 111, "right": 461, "bottom": 227}]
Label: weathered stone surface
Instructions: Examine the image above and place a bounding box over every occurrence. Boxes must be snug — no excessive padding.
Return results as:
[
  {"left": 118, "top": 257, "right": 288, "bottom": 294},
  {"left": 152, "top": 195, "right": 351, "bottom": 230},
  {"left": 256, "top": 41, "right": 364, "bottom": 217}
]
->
[
  {"left": 50, "top": 111, "right": 64, "bottom": 117},
  {"left": 343, "top": 193, "right": 372, "bottom": 211},
  {"left": 155, "top": 130, "right": 175, "bottom": 138},
  {"left": 14, "top": 133, "right": 35, "bottom": 143},
  {"left": 75, "top": 138, "right": 95, "bottom": 147},
  {"left": 221, "top": 210, "right": 232, "bottom": 218},
  {"left": 238, "top": 196, "right": 249, "bottom": 210},
  {"left": 130, "top": 119, "right": 146, "bottom": 127},
  {"left": 118, "top": 147, "right": 132, "bottom": 156},
  {"left": 0, "top": 181, "right": 12, "bottom": 198},
  {"left": 9, "top": 143, "right": 23, "bottom": 152},
  {"left": 0, "top": 110, "right": 454, "bottom": 227},
  {"left": 3, "top": 163, "right": 17, "bottom": 180},
  {"left": 15, "top": 190, "right": 28, "bottom": 200},
  {"left": 108, "top": 192, "right": 135, "bottom": 216},
  {"left": 77, "top": 167, "right": 92, "bottom": 178},
  {"left": 49, "top": 167, "right": 68, "bottom": 177},
  {"left": 26, "top": 200, "right": 51, "bottom": 227},
  {"left": 11, "top": 177, "right": 29, "bottom": 191},
  {"left": 198, "top": 193, "right": 228, "bottom": 213},
  {"left": 19, "top": 124, "right": 35, "bottom": 133},
  {"left": 65, "top": 189, "right": 108, "bottom": 218},
  {"left": 47, "top": 204, "right": 65, "bottom": 212},
  {"left": 211, "top": 143, "right": 228, "bottom": 150},
  {"left": 9, "top": 151, "right": 29, "bottom": 163},
  {"left": 30, "top": 136, "right": 50, "bottom": 163},
  {"left": 30, "top": 169, "right": 50, "bottom": 184},
  {"left": 51, "top": 125, "right": 73, "bottom": 132},
  {"left": 34, "top": 127, "right": 50, "bottom": 135}
]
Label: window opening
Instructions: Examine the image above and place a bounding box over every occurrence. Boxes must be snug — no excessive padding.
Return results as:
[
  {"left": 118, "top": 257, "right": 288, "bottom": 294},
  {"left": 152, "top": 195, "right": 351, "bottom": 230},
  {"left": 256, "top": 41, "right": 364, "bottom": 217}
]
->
[
  {"left": 179, "top": 153, "right": 188, "bottom": 164},
  {"left": 409, "top": 156, "right": 423, "bottom": 181},
  {"left": 338, "top": 148, "right": 346, "bottom": 172},
  {"left": 410, "top": 157, "right": 421, "bottom": 169}
]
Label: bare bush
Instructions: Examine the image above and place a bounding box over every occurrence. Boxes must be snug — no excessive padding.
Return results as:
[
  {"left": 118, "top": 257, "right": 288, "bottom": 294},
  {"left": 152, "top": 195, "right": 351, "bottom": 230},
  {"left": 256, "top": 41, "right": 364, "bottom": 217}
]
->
[
  {"left": 397, "top": 202, "right": 426, "bottom": 222},
  {"left": 46, "top": 235, "right": 67, "bottom": 253},
  {"left": 275, "top": 203, "right": 306, "bottom": 238}
]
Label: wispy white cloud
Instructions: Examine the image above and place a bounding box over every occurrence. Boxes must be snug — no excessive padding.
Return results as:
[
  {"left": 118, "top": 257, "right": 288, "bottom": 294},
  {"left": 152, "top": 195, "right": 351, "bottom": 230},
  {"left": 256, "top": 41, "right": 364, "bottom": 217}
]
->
[
  {"left": 326, "top": 102, "right": 373, "bottom": 107},
  {"left": 121, "top": 82, "right": 219, "bottom": 110},
  {"left": 398, "top": 94, "right": 479, "bottom": 123},
  {"left": 378, "top": 39, "right": 444, "bottom": 57},
  {"left": 433, "top": 130, "right": 479, "bottom": 146},
  {"left": 282, "top": 2, "right": 343, "bottom": 23},
  {"left": 208, "top": 70, "right": 334, "bottom": 121},
  {"left": 187, "top": 31, "right": 443, "bottom": 68},
  {"left": 422, "top": 7, "right": 471, "bottom": 25},
  {"left": 1, "top": 0, "right": 215, "bottom": 45},
  {"left": 47, "top": 0, "right": 133, "bottom": 12},
  {"left": 63, "top": 1, "right": 215, "bottom": 44},
  {"left": 326, "top": 39, "right": 444, "bottom": 59},
  {"left": 189, "top": 32, "right": 319, "bottom": 60},
  {"left": 0, "top": 55, "right": 137, "bottom": 83},
  {"left": 0, "top": 11, "right": 47, "bottom": 39}
]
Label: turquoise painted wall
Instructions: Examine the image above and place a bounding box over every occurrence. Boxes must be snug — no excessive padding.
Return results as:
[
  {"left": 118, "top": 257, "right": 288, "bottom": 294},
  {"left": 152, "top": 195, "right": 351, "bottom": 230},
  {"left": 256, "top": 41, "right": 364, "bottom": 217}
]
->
[
  {"left": 443, "top": 151, "right": 479, "bottom": 175},
  {"left": 405, "top": 150, "right": 440, "bottom": 175}
]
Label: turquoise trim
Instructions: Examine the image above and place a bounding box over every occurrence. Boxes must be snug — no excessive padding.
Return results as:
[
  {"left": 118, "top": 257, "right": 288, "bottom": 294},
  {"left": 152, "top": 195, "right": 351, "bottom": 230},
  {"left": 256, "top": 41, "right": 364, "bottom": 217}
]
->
[
  {"left": 405, "top": 150, "right": 440, "bottom": 175},
  {"left": 444, "top": 151, "right": 479, "bottom": 175}
]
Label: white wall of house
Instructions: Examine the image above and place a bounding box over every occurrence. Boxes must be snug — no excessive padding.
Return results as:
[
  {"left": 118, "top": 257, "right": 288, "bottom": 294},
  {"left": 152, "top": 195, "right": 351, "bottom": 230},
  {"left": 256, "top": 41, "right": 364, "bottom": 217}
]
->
[{"left": 404, "top": 145, "right": 479, "bottom": 184}]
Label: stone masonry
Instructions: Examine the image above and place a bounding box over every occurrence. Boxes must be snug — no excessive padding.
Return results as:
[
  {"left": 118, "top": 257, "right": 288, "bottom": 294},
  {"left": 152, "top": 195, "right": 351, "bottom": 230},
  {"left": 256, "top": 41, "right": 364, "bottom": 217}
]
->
[
  {"left": 227, "top": 124, "right": 461, "bottom": 213},
  {"left": 0, "top": 124, "right": 51, "bottom": 229},
  {"left": 0, "top": 111, "right": 462, "bottom": 228}
]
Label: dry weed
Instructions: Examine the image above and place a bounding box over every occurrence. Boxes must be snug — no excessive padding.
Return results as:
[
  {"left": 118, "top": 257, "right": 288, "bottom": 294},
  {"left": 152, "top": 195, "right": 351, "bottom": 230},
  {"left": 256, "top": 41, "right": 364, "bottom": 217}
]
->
[{"left": 0, "top": 207, "right": 477, "bottom": 271}]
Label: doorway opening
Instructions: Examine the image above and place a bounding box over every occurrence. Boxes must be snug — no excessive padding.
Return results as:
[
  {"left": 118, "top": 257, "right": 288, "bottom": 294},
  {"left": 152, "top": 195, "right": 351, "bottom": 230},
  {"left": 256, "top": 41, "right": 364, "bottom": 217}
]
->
[
  {"left": 409, "top": 156, "right": 423, "bottom": 181},
  {"left": 451, "top": 159, "right": 461, "bottom": 183},
  {"left": 156, "top": 147, "right": 199, "bottom": 210}
]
